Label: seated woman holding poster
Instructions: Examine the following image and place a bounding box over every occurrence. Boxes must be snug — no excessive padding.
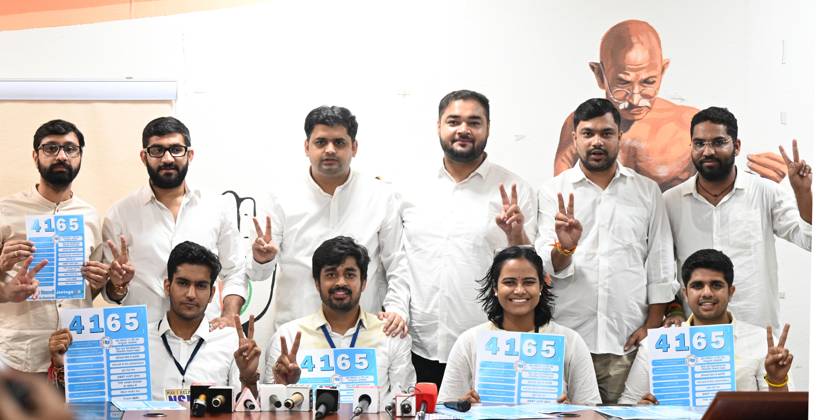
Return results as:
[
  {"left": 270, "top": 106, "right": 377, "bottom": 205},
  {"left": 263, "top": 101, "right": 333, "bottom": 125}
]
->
[{"left": 438, "top": 246, "right": 601, "bottom": 405}]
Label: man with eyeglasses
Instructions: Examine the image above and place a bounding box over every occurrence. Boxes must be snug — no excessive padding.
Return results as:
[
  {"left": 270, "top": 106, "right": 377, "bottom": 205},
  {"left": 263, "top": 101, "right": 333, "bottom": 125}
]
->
[
  {"left": 552, "top": 20, "right": 787, "bottom": 191},
  {"left": 662, "top": 107, "right": 811, "bottom": 337},
  {"left": 102, "top": 117, "right": 272, "bottom": 327},
  {"left": 0, "top": 119, "right": 108, "bottom": 373},
  {"left": 536, "top": 98, "right": 676, "bottom": 403}
]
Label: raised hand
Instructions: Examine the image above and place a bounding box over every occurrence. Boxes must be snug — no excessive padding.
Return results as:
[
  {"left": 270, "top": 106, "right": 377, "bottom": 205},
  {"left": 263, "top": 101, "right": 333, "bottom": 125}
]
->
[
  {"left": 252, "top": 216, "right": 278, "bottom": 264},
  {"left": 0, "top": 256, "right": 46, "bottom": 303},
  {"left": 107, "top": 235, "right": 135, "bottom": 289},
  {"left": 779, "top": 139, "right": 812, "bottom": 192},
  {"left": 273, "top": 331, "right": 302, "bottom": 385},
  {"left": 49, "top": 328, "right": 73, "bottom": 368},
  {"left": 233, "top": 315, "right": 261, "bottom": 384},
  {"left": 496, "top": 184, "right": 529, "bottom": 245},
  {"left": 0, "top": 239, "right": 36, "bottom": 272},
  {"left": 377, "top": 311, "right": 408, "bottom": 338},
  {"left": 747, "top": 152, "right": 787, "bottom": 183},
  {"left": 554, "top": 193, "right": 582, "bottom": 249},
  {"left": 765, "top": 324, "right": 793, "bottom": 385}
]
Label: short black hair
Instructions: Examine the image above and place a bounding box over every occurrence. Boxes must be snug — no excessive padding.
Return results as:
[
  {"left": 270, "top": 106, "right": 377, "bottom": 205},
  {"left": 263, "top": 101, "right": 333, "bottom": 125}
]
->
[
  {"left": 33, "top": 119, "right": 85, "bottom": 150},
  {"left": 438, "top": 90, "right": 490, "bottom": 121},
  {"left": 478, "top": 246, "right": 555, "bottom": 329},
  {"left": 681, "top": 249, "right": 734, "bottom": 287},
  {"left": 312, "top": 236, "right": 370, "bottom": 282},
  {"left": 142, "top": 116, "right": 191, "bottom": 148},
  {"left": 166, "top": 241, "right": 222, "bottom": 286},
  {"left": 690, "top": 107, "right": 738, "bottom": 140},
  {"left": 304, "top": 106, "right": 358, "bottom": 140},
  {"left": 572, "top": 98, "right": 621, "bottom": 130}
]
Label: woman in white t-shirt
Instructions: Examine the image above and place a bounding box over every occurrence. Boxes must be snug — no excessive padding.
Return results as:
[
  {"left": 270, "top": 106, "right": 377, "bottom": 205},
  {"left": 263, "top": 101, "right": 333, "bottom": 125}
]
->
[{"left": 438, "top": 246, "right": 601, "bottom": 405}]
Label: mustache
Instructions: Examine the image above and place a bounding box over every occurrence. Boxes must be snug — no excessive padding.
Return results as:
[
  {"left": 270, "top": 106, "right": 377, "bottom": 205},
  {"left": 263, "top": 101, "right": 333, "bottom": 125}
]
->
[
  {"left": 159, "top": 164, "right": 179, "bottom": 170},
  {"left": 329, "top": 286, "right": 352, "bottom": 295}
]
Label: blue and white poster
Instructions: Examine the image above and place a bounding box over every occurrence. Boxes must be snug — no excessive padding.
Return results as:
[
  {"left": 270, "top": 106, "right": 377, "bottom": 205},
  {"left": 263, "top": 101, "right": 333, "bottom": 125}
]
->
[
  {"left": 647, "top": 324, "right": 735, "bottom": 407},
  {"left": 60, "top": 305, "right": 151, "bottom": 402},
  {"left": 26, "top": 214, "right": 86, "bottom": 300},
  {"left": 296, "top": 348, "right": 378, "bottom": 403},
  {"left": 474, "top": 330, "right": 566, "bottom": 404}
]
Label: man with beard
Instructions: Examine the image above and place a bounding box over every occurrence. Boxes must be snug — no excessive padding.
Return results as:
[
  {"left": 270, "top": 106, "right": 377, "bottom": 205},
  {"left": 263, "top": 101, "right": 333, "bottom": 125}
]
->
[
  {"left": 663, "top": 107, "right": 811, "bottom": 336},
  {"left": 102, "top": 117, "right": 272, "bottom": 325},
  {"left": 536, "top": 98, "right": 676, "bottom": 403},
  {"left": 399, "top": 90, "right": 535, "bottom": 386},
  {"left": 0, "top": 119, "right": 108, "bottom": 372},
  {"left": 252, "top": 105, "right": 410, "bottom": 338},
  {"left": 263, "top": 236, "right": 415, "bottom": 411},
  {"left": 553, "top": 20, "right": 787, "bottom": 191}
]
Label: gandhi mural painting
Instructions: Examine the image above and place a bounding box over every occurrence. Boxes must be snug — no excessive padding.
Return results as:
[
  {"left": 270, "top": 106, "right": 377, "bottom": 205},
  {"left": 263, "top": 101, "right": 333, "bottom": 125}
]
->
[{"left": 553, "top": 19, "right": 786, "bottom": 190}]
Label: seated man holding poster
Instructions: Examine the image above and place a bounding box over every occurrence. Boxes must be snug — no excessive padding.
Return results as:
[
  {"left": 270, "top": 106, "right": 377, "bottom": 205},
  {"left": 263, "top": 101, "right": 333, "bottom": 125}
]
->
[
  {"left": 263, "top": 236, "right": 415, "bottom": 411},
  {"left": 619, "top": 249, "right": 793, "bottom": 405},
  {"left": 148, "top": 241, "right": 261, "bottom": 401},
  {"left": 438, "top": 246, "right": 601, "bottom": 405}
]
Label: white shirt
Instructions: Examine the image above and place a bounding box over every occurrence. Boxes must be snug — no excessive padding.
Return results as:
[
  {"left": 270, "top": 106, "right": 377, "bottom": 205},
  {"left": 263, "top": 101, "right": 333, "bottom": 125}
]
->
[
  {"left": 0, "top": 187, "right": 101, "bottom": 372},
  {"left": 439, "top": 321, "right": 602, "bottom": 405},
  {"left": 399, "top": 158, "right": 537, "bottom": 362},
  {"left": 263, "top": 308, "right": 415, "bottom": 411},
  {"left": 103, "top": 186, "right": 270, "bottom": 323},
  {"left": 149, "top": 313, "right": 243, "bottom": 400},
  {"left": 258, "top": 170, "right": 410, "bottom": 331},
  {"left": 619, "top": 315, "right": 780, "bottom": 404},
  {"left": 663, "top": 171, "right": 811, "bottom": 334},
  {"left": 536, "top": 165, "right": 676, "bottom": 355}
]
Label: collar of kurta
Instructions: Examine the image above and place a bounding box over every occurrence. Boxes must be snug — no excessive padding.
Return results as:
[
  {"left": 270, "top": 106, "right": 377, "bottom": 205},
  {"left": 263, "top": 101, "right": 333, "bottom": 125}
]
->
[
  {"left": 138, "top": 184, "right": 198, "bottom": 206},
  {"left": 681, "top": 167, "right": 751, "bottom": 197},
  {"left": 438, "top": 154, "right": 492, "bottom": 183},
  {"left": 305, "top": 168, "right": 357, "bottom": 196},
  {"left": 305, "top": 307, "right": 372, "bottom": 333},
  {"left": 27, "top": 185, "right": 75, "bottom": 207},
  {"left": 565, "top": 162, "right": 632, "bottom": 185},
  {"left": 157, "top": 312, "right": 212, "bottom": 342}
]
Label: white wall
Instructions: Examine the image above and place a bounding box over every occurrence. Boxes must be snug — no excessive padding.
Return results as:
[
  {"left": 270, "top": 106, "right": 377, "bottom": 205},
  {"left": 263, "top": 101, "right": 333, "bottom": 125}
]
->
[{"left": 0, "top": 0, "right": 813, "bottom": 386}]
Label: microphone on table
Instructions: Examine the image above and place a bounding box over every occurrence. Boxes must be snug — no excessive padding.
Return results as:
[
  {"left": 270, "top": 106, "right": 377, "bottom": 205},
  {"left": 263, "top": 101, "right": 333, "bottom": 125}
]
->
[
  {"left": 284, "top": 391, "right": 304, "bottom": 409},
  {"left": 414, "top": 382, "right": 438, "bottom": 420},
  {"left": 314, "top": 387, "right": 340, "bottom": 419},
  {"left": 352, "top": 385, "right": 379, "bottom": 416},
  {"left": 443, "top": 399, "right": 471, "bottom": 412}
]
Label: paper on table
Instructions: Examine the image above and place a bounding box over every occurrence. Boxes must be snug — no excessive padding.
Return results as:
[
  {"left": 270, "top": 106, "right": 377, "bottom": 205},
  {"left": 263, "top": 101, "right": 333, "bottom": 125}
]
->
[{"left": 112, "top": 400, "right": 185, "bottom": 411}]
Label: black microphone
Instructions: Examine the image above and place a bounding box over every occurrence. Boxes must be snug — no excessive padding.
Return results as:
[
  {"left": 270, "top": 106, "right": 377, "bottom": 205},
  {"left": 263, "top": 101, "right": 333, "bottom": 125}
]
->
[
  {"left": 314, "top": 388, "right": 339, "bottom": 419},
  {"left": 353, "top": 393, "right": 372, "bottom": 416},
  {"left": 443, "top": 400, "right": 471, "bottom": 412},
  {"left": 191, "top": 393, "right": 208, "bottom": 417}
]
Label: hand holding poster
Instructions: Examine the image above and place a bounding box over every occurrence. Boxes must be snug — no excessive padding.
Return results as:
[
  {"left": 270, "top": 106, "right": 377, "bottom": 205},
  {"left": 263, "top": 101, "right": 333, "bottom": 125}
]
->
[
  {"left": 296, "top": 348, "right": 377, "bottom": 403},
  {"left": 26, "top": 214, "right": 85, "bottom": 300},
  {"left": 474, "top": 330, "right": 565, "bottom": 404},
  {"left": 647, "top": 324, "right": 735, "bottom": 407},
  {"left": 60, "top": 305, "right": 151, "bottom": 402}
]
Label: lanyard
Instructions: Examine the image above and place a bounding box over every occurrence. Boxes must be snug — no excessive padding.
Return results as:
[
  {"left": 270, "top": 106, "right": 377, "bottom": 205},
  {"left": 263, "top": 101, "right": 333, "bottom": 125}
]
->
[
  {"left": 161, "top": 330, "right": 205, "bottom": 385},
  {"left": 320, "top": 320, "right": 363, "bottom": 349}
]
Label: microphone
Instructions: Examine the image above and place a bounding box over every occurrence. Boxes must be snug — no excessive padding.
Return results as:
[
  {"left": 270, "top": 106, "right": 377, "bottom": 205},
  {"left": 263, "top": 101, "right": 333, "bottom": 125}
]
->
[
  {"left": 211, "top": 394, "right": 226, "bottom": 408},
  {"left": 314, "top": 387, "right": 340, "bottom": 419},
  {"left": 191, "top": 393, "right": 208, "bottom": 417},
  {"left": 443, "top": 400, "right": 471, "bottom": 412},
  {"left": 284, "top": 391, "right": 304, "bottom": 409},
  {"left": 353, "top": 394, "right": 371, "bottom": 416},
  {"left": 270, "top": 394, "right": 282, "bottom": 408},
  {"left": 414, "top": 382, "right": 438, "bottom": 419}
]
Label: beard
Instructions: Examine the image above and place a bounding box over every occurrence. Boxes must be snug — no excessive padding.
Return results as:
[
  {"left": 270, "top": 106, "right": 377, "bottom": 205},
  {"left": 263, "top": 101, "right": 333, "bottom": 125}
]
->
[
  {"left": 146, "top": 162, "right": 188, "bottom": 189},
  {"left": 694, "top": 154, "right": 735, "bottom": 181},
  {"left": 439, "top": 135, "right": 487, "bottom": 163},
  {"left": 578, "top": 146, "right": 617, "bottom": 172},
  {"left": 321, "top": 285, "right": 359, "bottom": 312},
  {"left": 38, "top": 160, "right": 79, "bottom": 188}
]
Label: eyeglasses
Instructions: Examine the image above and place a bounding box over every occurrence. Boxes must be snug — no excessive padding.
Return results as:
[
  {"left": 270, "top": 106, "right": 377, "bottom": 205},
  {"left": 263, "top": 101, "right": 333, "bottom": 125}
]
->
[
  {"left": 38, "top": 143, "right": 82, "bottom": 157},
  {"left": 691, "top": 139, "right": 733, "bottom": 151},
  {"left": 598, "top": 63, "right": 657, "bottom": 106},
  {"left": 145, "top": 144, "right": 189, "bottom": 158}
]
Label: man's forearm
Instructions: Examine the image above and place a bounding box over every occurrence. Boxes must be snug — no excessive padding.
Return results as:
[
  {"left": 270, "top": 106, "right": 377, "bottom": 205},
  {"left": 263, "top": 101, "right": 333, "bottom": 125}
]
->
[
  {"left": 551, "top": 248, "right": 571, "bottom": 273},
  {"left": 645, "top": 303, "right": 668, "bottom": 328},
  {"left": 795, "top": 187, "right": 812, "bottom": 224},
  {"left": 222, "top": 295, "right": 245, "bottom": 317}
]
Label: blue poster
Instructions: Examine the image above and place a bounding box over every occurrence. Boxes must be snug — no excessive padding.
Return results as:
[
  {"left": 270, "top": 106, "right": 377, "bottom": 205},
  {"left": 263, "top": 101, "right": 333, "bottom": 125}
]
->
[
  {"left": 26, "top": 214, "right": 86, "bottom": 300},
  {"left": 647, "top": 324, "right": 735, "bottom": 407},
  {"left": 474, "top": 330, "right": 566, "bottom": 404},
  {"left": 296, "top": 348, "right": 378, "bottom": 403},
  {"left": 60, "top": 306, "right": 151, "bottom": 402}
]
